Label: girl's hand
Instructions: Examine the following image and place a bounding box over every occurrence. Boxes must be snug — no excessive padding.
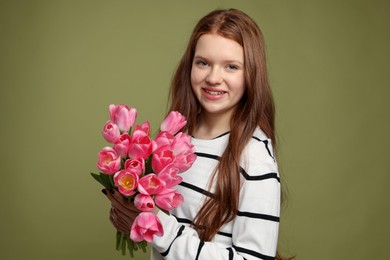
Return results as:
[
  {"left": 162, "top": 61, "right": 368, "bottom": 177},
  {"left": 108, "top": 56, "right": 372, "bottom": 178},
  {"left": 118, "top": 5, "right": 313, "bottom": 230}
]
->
[{"left": 102, "top": 189, "right": 140, "bottom": 234}]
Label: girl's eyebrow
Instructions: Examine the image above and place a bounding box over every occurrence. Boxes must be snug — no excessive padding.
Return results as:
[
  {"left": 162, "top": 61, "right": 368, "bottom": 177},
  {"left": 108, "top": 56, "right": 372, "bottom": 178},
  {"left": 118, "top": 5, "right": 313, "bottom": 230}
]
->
[{"left": 193, "top": 55, "right": 207, "bottom": 60}]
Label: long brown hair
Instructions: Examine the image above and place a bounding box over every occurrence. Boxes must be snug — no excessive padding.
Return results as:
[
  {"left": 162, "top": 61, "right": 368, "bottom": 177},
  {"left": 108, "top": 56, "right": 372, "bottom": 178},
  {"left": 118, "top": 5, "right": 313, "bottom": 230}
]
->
[{"left": 169, "top": 9, "right": 291, "bottom": 259}]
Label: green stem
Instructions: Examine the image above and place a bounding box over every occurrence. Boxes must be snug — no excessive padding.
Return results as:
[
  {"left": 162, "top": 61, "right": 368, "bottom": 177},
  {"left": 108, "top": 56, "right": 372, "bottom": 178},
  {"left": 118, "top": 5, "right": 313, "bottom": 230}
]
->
[
  {"left": 121, "top": 234, "right": 127, "bottom": 255},
  {"left": 116, "top": 231, "right": 122, "bottom": 251},
  {"left": 127, "top": 236, "right": 134, "bottom": 257}
]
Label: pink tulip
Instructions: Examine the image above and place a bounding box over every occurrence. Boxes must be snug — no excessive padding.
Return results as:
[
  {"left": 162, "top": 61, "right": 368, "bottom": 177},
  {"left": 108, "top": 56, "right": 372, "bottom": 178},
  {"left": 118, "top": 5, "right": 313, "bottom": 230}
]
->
[
  {"left": 138, "top": 174, "right": 164, "bottom": 195},
  {"left": 158, "top": 167, "right": 182, "bottom": 188},
  {"left": 124, "top": 158, "right": 145, "bottom": 176},
  {"left": 173, "top": 153, "right": 197, "bottom": 173},
  {"left": 160, "top": 111, "right": 187, "bottom": 135},
  {"left": 113, "top": 133, "right": 132, "bottom": 157},
  {"left": 97, "top": 147, "right": 121, "bottom": 175},
  {"left": 174, "top": 132, "right": 192, "bottom": 144},
  {"left": 155, "top": 131, "right": 175, "bottom": 148},
  {"left": 130, "top": 212, "right": 163, "bottom": 242},
  {"left": 169, "top": 132, "right": 196, "bottom": 173},
  {"left": 134, "top": 194, "right": 155, "bottom": 212},
  {"left": 173, "top": 132, "right": 194, "bottom": 155},
  {"left": 109, "top": 104, "right": 137, "bottom": 133},
  {"left": 151, "top": 145, "right": 175, "bottom": 174},
  {"left": 155, "top": 188, "right": 184, "bottom": 211},
  {"left": 102, "top": 121, "right": 120, "bottom": 144},
  {"left": 128, "top": 125, "right": 157, "bottom": 160},
  {"left": 136, "top": 121, "right": 151, "bottom": 135},
  {"left": 113, "top": 169, "right": 139, "bottom": 196}
]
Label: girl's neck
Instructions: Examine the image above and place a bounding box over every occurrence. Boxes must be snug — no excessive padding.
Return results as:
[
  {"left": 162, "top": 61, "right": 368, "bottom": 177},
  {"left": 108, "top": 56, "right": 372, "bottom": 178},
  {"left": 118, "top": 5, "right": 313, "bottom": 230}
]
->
[{"left": 192, "top": 112, "right": 231, "bottom": 140}]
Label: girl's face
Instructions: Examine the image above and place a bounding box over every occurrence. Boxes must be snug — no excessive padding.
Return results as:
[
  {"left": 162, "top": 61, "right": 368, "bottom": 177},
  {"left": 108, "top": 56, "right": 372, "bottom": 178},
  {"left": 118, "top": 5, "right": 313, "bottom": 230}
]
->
[{"left": 191, "top": 34, "right": 245, "bottom": 121}]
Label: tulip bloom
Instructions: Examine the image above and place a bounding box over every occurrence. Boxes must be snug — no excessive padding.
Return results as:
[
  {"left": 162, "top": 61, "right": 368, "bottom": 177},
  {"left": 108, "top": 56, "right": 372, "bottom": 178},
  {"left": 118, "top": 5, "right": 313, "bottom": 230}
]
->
[
  {"left": 128, "top": 123, "right": 157, "bottom": 160},
  {"left": 173, "top": 153, "right": 197, "bottom": 173},
  {"left": 155, "top": 131, "right": 175, "bottom": 148},
  {"left": 124, "top": 158, "right": 145, "bottom": 176},
  {"left": 138, "top": 174, "right": 164, "bottom": 195},
  {"left": 171, "top": 132, "right": 197, "bottom": 173},
  {"left": 151, "top": 145, "right": 175, "bottom": 174},
  {"left": 97, "top": 147, "right": 121, "bottom": 174},
  {"left": 158, "top": 167, "right": 182, "bottom": 189},
  {"left": 155, "top": 188, "right": 184, "bottom": 211},
  {"left": 113, "top": 133, "right": 132, "bottom": 157},
  {"left": 134, "top": 194, "right": 155, "bottom": 212},
  {"left": 130, "top": 212, "right": 163, "bottom": 242},
  {"left": 160, "top": 111, "right": 187, "bottom": 135},
  {"left": 137, "top": 120, "right": 151, "bottom": 135},
  {"left": 109, "top": 104, "right": 137, "bottom": 133},
  {"left": 172, "top": 132, "right": 195, "bottom": 155},
  {"left": 102, "top": 121, "right": 120, "bottom": 143},
  {"left": 113, "top": 170, "right": 139, "bottom": 196}
]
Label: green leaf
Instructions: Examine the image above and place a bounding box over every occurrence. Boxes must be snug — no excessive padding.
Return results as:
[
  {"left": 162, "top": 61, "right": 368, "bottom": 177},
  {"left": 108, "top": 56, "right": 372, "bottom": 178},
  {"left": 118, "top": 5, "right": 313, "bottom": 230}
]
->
[
  {"left": 90, "top": 172, "right": 104, "bottom": 186},
  {"left": 145, "top": 159, "right": 153, "bottom": 174},
  {"left": 121, "top": 158, "right": 126, "bottom": 169},
  {"left": 99, "top": 172, "right": 113, "bottom": 189},
  {"left": 90, "top": 172, "right": 100, "bottom": 182},
  {"left": 109, "top": 174, "right": 115, "bottom": 187},
  {"left": 90, "top": 172, "right": 114, "bottom": 189}
]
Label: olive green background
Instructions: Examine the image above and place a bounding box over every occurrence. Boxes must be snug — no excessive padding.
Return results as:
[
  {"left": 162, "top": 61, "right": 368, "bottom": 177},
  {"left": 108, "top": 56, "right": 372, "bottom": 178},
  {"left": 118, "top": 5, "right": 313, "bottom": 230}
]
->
[{"left": 1, "top": 0, "right": 389, "bottom": 259}]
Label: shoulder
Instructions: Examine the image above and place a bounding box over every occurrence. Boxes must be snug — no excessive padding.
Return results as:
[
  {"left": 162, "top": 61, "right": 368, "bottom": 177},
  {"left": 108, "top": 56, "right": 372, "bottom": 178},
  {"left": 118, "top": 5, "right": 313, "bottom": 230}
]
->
[
  {"left": 240, "top": 127, "right": 279, "bottom": 180},
  {"left": 246, "top": 127, "right": 275, "bottom": 161}
]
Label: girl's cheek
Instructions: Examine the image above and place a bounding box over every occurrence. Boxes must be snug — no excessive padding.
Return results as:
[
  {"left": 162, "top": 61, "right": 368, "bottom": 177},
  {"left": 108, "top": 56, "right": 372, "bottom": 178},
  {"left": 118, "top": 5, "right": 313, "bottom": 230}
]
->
[{"left": 192, "top": 66, "right": 207, "bottom": 80}]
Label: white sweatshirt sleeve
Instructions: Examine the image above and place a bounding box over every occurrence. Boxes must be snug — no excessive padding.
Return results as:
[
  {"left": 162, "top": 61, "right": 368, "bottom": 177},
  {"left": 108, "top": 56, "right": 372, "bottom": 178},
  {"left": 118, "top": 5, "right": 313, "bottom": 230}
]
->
[{"left": 150, "top": 131, "right": 280, "bottom": 260}]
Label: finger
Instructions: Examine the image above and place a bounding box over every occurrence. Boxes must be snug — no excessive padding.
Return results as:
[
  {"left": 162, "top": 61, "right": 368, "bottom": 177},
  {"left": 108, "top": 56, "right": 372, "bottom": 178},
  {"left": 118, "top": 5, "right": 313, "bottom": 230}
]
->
[
  {"left": 103, "top": 189, "right": 129, "bottom": 209},
  {"left": 112, "top": 207, "right": 134, "bottom": 228},
  {"left": 103, "top": 188, "right": 122, "bottom": 204},
  {"left": 109, "top": 209, "right": 130, "bottom": 234},
  {"left": 106, "top": 189, "right": 140, "bottom": 215},
  {"left": 105, "top": 189, "right": 129, "bottom": 207},
  {"left": 109, "top": 215, "right": 128, "bottom": 234},
  {"left": 113, "top": 206, "right": 138, "bottom": 224}
]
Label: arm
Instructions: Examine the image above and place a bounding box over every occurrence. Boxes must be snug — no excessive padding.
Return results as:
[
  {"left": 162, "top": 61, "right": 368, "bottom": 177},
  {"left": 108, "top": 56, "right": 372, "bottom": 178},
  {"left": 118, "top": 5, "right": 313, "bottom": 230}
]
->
[{"left": 150, "top": 137, "right": 280, "bottom": 260}]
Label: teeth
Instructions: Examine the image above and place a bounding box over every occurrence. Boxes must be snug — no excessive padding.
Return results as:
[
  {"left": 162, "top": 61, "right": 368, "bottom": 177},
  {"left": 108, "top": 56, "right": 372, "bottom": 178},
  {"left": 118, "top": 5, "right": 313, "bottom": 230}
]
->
[{"left": 205, "top": 90, "right": 224, "bottom": 95}]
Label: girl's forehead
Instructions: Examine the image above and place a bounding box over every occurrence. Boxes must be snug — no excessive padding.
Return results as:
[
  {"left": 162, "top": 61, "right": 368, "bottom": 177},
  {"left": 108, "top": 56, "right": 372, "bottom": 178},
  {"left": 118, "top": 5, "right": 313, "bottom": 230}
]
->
[{"left": 194, "top": 34, "right": 243, "bottom": 62}]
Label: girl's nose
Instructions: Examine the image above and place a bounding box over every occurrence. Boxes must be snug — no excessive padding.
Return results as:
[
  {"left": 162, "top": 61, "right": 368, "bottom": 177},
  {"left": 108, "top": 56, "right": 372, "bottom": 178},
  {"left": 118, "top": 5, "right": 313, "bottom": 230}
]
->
[{"left": 206, "top": 67, "right": 223, "bottom": 85}]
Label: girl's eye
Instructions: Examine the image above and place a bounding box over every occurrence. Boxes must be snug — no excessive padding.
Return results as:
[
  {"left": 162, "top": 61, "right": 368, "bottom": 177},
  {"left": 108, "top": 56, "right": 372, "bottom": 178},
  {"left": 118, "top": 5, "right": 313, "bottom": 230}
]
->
[
  {"left": 227, "top": 64, "right": 239, "bottom": 70},
  {"left": 195, "top": 60, "right": 208, "bottom": 66}
]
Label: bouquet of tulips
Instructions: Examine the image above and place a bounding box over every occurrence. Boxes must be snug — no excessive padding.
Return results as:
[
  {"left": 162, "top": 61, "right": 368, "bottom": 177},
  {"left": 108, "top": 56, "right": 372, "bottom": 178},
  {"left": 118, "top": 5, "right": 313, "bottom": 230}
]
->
[{"left": 91, "top": 104, "right": 196, "bottom": 257}]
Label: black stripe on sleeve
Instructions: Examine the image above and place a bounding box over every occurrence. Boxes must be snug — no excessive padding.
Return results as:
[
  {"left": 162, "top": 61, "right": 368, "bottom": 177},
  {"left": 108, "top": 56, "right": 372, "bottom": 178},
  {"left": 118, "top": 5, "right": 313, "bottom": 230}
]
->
[
  {"left": 251, "top": 136, "right": 274, "bottom": 159},
  {"left": 172, "top": 214, "right": 192, "bottom": 225},
  {"left": 237, "top": 211, "right": 280, "bottom": 222},
  {"left": 227, "top": 247, "right": 234, "bottom": 260},
  {"left": 217, "top": 231, "right": 233, "bottom": 238},
  {"left": 233, "top": 245, "right": 275, "bottom": 260},
  {"left": 195, "top": 152, "right": 221, "bottom": 160},
  {"left": 195, "top": 241, "right": 205, "bottom": 260},
  {"left": 240, "top": 169, "right": 280, "bottom": 182},
  {"left": 160, "top": 225, "right": 185, "bottom": 257},
  {"left": 179, "top": 181, "right": 215, "bottom": 198}
]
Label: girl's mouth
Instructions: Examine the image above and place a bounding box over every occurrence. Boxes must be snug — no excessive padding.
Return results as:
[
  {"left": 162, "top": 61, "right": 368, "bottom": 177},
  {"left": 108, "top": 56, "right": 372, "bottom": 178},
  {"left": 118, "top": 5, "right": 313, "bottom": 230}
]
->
[{"left": 203, "top": 89, "right": 226, "bottom": 96}]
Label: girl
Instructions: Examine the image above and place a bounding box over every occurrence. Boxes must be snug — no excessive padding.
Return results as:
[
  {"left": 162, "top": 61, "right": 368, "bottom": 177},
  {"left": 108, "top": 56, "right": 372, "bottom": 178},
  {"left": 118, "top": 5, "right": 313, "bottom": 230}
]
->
[{"left": 105, "top": 8, "right": 286, "bottom": 260}]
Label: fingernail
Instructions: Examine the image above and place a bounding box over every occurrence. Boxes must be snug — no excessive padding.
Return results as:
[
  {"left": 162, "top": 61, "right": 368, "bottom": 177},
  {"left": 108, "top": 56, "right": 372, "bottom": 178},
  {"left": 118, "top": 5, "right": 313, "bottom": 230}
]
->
[
  {"left": 110, "top": 188, "right": 115, "bottom": 194},
  {"left": 101, "top": 189, "right": 107, "bottom": 195}
]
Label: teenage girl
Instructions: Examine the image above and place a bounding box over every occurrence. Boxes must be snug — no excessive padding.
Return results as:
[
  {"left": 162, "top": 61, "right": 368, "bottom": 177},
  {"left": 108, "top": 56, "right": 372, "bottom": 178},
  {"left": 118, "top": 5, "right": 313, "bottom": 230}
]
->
[{"left": 105, "top": 8, "right": 286, "bottom": 260}]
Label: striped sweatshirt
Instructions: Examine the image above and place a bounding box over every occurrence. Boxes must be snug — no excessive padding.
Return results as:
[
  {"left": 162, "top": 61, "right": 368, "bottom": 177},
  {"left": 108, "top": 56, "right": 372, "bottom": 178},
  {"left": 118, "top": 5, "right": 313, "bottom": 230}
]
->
[{"left": 150, "top": 127, "right": 281, "bottom": 260}]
